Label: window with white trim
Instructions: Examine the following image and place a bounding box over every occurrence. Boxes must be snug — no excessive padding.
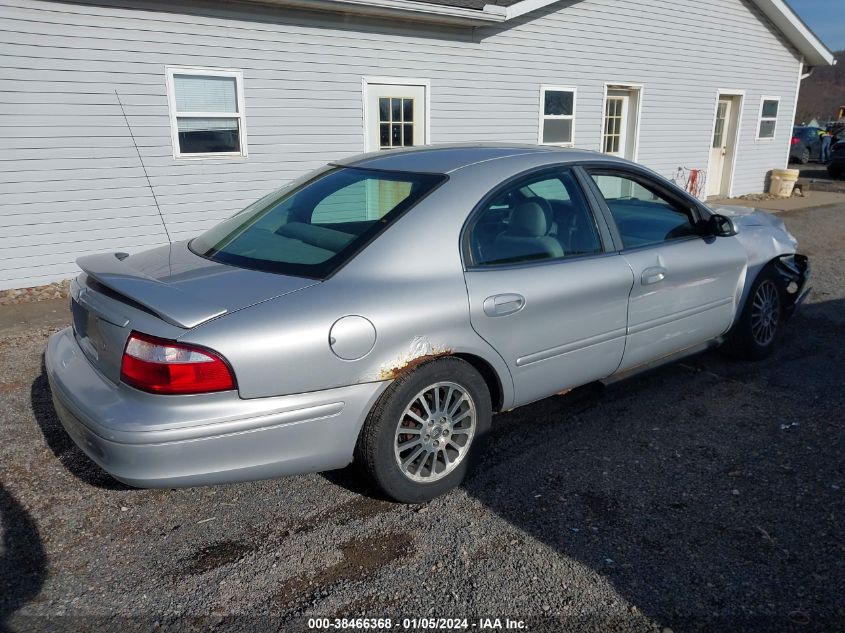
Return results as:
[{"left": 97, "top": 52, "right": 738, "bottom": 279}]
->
[
  {"left": 166, "top": 67, "right": 247, "bottom": 157},
  {"left": 539, "top": 86, "right": 576, "bottom": 146},
  {"left": 757, "top": 97, "right": 780, "bottom": 140}
]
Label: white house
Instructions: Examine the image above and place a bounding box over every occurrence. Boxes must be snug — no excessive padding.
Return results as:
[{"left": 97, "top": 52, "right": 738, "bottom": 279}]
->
[{"left": 0, "top": 0, "right": 834, "bottom": 291}]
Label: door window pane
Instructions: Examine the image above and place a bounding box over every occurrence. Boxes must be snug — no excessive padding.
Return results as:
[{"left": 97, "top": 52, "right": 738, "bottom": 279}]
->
[
  {"left": 603, "top": 97, "right": 625, "bottom": 154},
  {"left": 378, "top": 95, "right": 414, "bottom": 149},
  {"left": 712, "top": 102, "right": 727, "bottom": 148},
  {"left": 470, "top": 170, "right": 601, "bottom": 266},
  {"left": 589, "top": 172, "right": 697, "bottom": 248}
]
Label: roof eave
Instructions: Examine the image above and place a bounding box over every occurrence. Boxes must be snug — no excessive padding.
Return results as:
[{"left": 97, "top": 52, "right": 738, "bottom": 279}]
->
[
  {"left": 242, "top": 0, "right": 835, "bottom": 65},
  {"left": 752, "top": 0, "right": 835, "bottom": 65},
  {"left": 246, "top": 0, "right": 506, "bottom": 25},
  {"left": 498, "top": 0, "right": 835, "bottom": 66}
]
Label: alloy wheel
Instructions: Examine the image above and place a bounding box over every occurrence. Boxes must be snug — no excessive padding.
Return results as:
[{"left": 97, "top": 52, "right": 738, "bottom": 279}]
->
[
  {"left": 394, "top": 382, "right": 476, "bottom": 483},
  {"left": 751, "top": 279, "right": 780, "bottom": 347}
]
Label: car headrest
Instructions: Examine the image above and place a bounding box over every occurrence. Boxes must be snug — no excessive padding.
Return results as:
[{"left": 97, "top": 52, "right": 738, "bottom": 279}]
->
[{"left": 508, "top": 201, "right": 548, "bottom": 237}]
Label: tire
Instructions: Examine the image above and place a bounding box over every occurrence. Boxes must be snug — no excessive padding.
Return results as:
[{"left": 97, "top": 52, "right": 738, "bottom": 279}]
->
[
  {"left": 799, "top": 147, "right": 810, "bottom": 164},
  {"left": 355, "top": 357, "right": 492, "bottom": 503},
  {"left": 829, "top": 166, "right": 843, "bottom": 180},
  {"left": 724, "top": 266, "right": 785, "bottom": 361}
]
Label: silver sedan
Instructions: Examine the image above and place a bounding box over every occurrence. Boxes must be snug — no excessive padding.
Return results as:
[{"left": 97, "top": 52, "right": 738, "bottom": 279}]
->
[{"left": 46, "top": 145, "right": 810, "bottom": 502}]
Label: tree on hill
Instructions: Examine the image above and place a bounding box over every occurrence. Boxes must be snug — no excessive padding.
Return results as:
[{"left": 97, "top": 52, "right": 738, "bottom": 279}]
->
[{"left": 795, "top": 50, "right": 845, "bottom": 124}]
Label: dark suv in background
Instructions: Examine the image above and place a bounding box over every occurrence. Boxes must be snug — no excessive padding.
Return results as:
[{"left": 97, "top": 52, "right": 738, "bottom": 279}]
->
[
  {"left": 790, "top": 126, "right": 822, "bottom": 164},
  {"left": 828, "top": 140, "right": 845, "bottom": 179}
]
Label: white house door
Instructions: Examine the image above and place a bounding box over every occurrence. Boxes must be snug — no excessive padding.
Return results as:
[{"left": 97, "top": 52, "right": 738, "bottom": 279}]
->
[
  {"left": 365, "top": 83, "right": 426, "bottom": 152},
  {"left": 707, "top": 97, "right": 738, "bottom": 198},
  {"left": 602, "top": 87, "right": 641, "bottom": 160}
]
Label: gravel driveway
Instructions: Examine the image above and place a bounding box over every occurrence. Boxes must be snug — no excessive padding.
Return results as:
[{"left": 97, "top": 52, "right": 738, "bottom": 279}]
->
[{"left": 1, "top": 205, "right": 843, "bottom": 633}]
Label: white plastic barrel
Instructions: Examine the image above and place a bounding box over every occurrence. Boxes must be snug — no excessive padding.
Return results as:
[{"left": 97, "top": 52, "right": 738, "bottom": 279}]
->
[{"left": 769, "top": 168, "right": 800, "bottom": 197}]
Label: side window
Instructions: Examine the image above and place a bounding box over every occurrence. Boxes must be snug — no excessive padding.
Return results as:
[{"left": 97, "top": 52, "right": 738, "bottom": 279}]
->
[
  {"left": 589, "top": 172, "right": 697, "bottom": 248},
  {"left": 538, "top": 86, "right": 576, "bottom": 146},
  {"left": 757, "top": 97, "right": 780, "bottom": 140},
  {"left": 166, "top": 67, "right": 247, "bottom": 158},
  {"left": 470, "top": 170, "right": 602, "bottom": 266}
]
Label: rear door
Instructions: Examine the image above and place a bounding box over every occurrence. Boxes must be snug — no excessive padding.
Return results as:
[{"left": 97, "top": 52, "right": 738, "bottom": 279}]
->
[
  {"left": 462, "top": 167, "right": 634, "bottom": 406},
  {"left": 584, "top": 167, "right": 747, "bottom": 372}
]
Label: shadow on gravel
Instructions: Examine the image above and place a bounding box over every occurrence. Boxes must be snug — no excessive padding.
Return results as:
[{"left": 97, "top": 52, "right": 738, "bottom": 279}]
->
[
  {"left": 0, "top": 484, "right": 47, "bottom": 633},
  {"left": 463, "top": 299, "right": 845, "bottom": 632},
  {"left": 30, "top": 357, "right": 132, "bottom": 491},
  {"left": 322, "top": 465, "right": 386, "bottom": 499}
]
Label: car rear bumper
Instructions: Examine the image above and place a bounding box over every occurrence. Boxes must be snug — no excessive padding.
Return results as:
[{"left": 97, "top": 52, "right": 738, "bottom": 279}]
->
[{"left": 45, "top": 327, "right": 389, "bottom": 488}]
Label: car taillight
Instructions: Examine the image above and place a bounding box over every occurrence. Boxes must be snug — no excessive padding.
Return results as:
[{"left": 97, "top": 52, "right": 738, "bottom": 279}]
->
[
  {"left": 120, "top": 331, "right": 235, "bottom": 394},
  {"left": 791, "top": 137, "right": 800, "bottom": 145}
]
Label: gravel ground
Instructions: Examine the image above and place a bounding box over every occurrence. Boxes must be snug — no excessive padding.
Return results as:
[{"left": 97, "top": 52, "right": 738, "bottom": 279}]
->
[{"left": 1, "top": 206, "right": 843, "bottom": 633}]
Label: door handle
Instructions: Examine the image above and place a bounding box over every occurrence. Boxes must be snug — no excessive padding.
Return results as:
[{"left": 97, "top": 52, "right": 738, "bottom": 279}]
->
[
  {"left": 483, "top": 293, "right": 526, "bottom": 317},
  {"left": 641, "top": 266, "right": 667, "bottom": 286}
]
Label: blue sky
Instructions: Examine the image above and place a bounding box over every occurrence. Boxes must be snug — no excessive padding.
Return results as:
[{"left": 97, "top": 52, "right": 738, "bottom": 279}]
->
[{"left": 787, "top": 0, "right": 845, "bottom": 51}]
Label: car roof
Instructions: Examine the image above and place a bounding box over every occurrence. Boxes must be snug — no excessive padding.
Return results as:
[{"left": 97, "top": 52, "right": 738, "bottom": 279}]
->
[{"left": 334, "top": 144, "right": 618, "bottom": 174}]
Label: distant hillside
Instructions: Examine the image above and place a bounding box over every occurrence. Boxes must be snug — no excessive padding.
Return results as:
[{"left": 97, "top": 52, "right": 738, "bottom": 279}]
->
[{"left": 795, "top": 50, "right": 845, "bottom": 124}]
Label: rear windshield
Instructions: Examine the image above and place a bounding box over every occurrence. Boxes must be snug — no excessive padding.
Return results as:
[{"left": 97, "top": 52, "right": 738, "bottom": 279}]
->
[{"left": 190, "top": 166, "right": 445, "bottom": 278}]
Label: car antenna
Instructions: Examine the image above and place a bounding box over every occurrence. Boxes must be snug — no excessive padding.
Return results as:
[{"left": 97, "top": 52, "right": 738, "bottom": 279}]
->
[{"left": 115, "top": 89, "right": 172, "bottom": 244}]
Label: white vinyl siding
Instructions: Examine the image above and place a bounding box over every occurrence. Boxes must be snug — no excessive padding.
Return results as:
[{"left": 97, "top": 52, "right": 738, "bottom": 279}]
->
[{"left": 0, "top": 0, "right": 803, "bottom": 289}]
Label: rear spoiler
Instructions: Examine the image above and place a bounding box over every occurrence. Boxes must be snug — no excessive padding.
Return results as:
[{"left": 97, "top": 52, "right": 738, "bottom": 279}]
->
[{"left": 76, "top": 253, "right": 227, "bottom": 329}]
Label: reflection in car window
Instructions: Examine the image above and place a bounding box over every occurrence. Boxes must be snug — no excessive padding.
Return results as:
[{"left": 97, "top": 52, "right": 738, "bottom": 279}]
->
[
  {"left": 191, "top": 167, "right": 444, "bottom": 279},
  {"left": 312, "top": 180, "right": 413, "bottom": 224},
  {"left": 470, "top": 170, "right": 602, "bottom": 266},
  {"left": 589, "top": 172, "right": 697, "bottom": 248},
  {"left": 521, "top": 178, "right": 571, "bottom": 201}
]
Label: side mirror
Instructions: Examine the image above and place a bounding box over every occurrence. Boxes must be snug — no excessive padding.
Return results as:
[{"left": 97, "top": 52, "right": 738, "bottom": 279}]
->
[{"left": 703, "top": 213, "right": 737, "bottom": 237}]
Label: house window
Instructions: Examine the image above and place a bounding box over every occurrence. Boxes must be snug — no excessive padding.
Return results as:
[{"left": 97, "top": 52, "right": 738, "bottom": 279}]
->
[
  {"left": 757, "top": 97, "right": 780, "bottom": 140},
  {"left": 166, "top": 67, "right": 247, "bottom": 157},
  {"left": 539, "top": 86, "right": 576, "bottom": 146}
]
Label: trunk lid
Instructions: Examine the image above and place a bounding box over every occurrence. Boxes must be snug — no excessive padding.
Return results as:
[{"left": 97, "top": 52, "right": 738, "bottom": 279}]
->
[{"left": 71, "top": 241, "right": 318, "bottom": 383}]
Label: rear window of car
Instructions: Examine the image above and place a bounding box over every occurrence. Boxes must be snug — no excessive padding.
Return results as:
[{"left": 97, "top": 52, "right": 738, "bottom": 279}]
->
[{"left": 190, "top": 167, "right": 445, "bottom": 279}]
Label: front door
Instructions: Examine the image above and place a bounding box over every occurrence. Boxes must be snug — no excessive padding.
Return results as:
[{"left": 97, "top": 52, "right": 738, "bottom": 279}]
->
[
  {"left": 585, "top": 168, "right": 747, "bottom": 372},
  {"left": 463, "top": 168, "right": 634, "bottom": 407},
  {"left": 707, "top": 98, "right": 733, "bottom": 197},
  {"left": 365, "top": 83, "right": 426, "bottom": 152},
  {"left": 602, "top": 86, "right": 641, "bottom": 161}
]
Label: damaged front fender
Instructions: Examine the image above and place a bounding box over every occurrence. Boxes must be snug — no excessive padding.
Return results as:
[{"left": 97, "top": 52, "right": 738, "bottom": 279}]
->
[{"left": 774, "top": 253, "right": 811, "bottom": 319}]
